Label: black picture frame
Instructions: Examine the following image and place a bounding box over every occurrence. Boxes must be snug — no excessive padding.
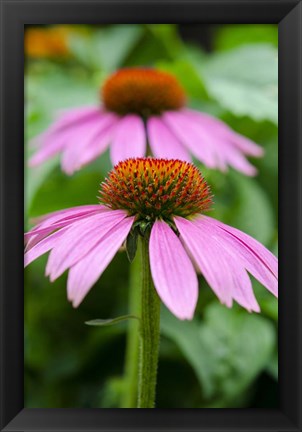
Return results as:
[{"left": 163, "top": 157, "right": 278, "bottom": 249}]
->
[{"left": 1, "top": 1, "right": 301, "bottom": 431}]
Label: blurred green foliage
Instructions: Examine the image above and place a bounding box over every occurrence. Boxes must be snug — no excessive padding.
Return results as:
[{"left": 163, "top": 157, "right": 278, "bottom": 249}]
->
[{"left": 25, "top": 24, "right": 278, "bottom": 408}]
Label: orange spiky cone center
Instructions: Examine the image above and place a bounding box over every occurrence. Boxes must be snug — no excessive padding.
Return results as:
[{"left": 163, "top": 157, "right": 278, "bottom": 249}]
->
[
  {"left": 102, "top": 68, "right": 186, "bottom": 117},
  {"left": 99, "top": 158, "right": 212, "bottom": 222}
]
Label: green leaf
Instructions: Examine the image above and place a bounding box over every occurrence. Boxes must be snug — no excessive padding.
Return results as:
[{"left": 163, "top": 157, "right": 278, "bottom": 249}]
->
[
  {"left": 209, "top": 171, "right": 275, "bottom": 246},
  {"left": 68, "top": 33, "right": 97, "bottom": 69},
  {"left": 228, "top": 172, "right": 275, "bottom": 245},
  {"left": 29, "top": 168, "right": 104, "bottom": 218},
  {"left": 266, "top": 348, "right": 278, "bottom": 380},
  {"left": 85, "top": 315, "right": 139, "bottom": 327},
  {"left": 147, "top": 24, "right": 183, "bottom": 59},
  {"left": 70, "top": 24, "right": 143, "bottom": 72},
  {"left": 92, "top": 25, "right": 143, "bottom": 71},
  {"left": 214, "top": 24, "right": 278, "bottom": 51},
  {"left": 260, "top": 297, "right": 278, "bottom": 321},
  {"left": 25, "top": 158, "right": 59, "bottom": 218},
  {"left": 191, "top": 44, "right": 278, "bottom": 123},
  {"left": 156, "top": 59, "right": 209, "bottom": 100},
  {"left": 124, "top": 25, "right": 182, "bottom": 66},
  {"left": 126, "top": 229, "right": 139, "bottom": 263},
  {"left": 198, "top": 304, "right": 275, "bottom": 402},
  {"left": 161, "top": 308, "right": 215, "bottom": 397},
  {"left": 26, "top": 66, "right": 97, "bottom": 115},
  {"left": 161, "top": 304, "right": 276, "bottom": 404},
  {"left": 214, "top": 25, "right": 278, "bottom": 51},
  {"left": 99, "top": 377, "right": 126, "bottom": 408}
]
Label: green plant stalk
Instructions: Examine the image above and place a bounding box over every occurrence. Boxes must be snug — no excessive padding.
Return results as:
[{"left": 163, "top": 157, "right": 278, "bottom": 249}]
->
[
  {"left": 137, "top": 233, "right": 161, "bottom": 408},
  {"left": 121, "top": 241, "right": 142, "bottom": 408}
]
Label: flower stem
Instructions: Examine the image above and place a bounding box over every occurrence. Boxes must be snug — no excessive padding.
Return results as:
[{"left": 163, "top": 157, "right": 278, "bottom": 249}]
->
[
  {"left": 121, "top": 241, "right": 142, "bottom": 408},
  {"left": 137, "top": 233, "right": 161, "bottom": 408}
]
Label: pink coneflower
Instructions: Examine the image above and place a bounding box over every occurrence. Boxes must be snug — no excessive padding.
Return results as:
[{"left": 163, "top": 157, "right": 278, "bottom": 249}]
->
[
  {"left": 24, "top": 158, "right": 277, "bottom": 320},
  {"left": 29, "top": 68, "right": 264, "bottom": 176}
]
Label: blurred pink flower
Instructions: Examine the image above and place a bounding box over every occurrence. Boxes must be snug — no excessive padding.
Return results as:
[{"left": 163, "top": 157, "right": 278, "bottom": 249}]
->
[
  {"left": 25, "top": 159, "right": 277, "bottom": 320},
  {"left": 29, "top": 68, "right": 263, "bottom": 176}
]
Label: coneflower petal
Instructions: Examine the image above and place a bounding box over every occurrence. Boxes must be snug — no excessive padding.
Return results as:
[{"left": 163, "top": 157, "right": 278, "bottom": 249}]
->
[
  {"left": 167, "top": 110, "right": 257, "bottom": 176},
  {"left": 217, "top": 144, "right": 257, "bottom": 176},
  {"left": 29, "top": 130, "right": 70, "bottom": 166},
  {"left": 29, "top": 111, "right": 106, "bottom": 167},
  {"left": 25, "top": 205, "right": 105, "bottom": 250},
  {"left": 147, "top": 116, "right": 191, "bottom": 161},
  {"left": 70, "top": 124, "right": 116, "bottom": 171},
  {"left": 184, "top": 109, "right": 264, "bottom": 157},
  {"left": 228, "top": 262, "right": 260, "bottom": 312},
  {"left": 149, "top": 220, "right": 198, "bottom": 320},
  {"left": 30, "top": 107, "right": 100, "bottom": 149},
  {"left": 67, "top": 216, "right": 134, "bottom": 307},
  {"left": 110, "top": 114, "right": 146, "bottom": 166},
  {"left": 175, "top": 216, "right": 261, "bottom": 312},
  {"left": 51, "top": 106, "right": 102, "bottom": 132},
  {"left": 163, "top": 111, "right": 217, "bottom": 168},
  {"left": 195, "top": 216, "right": 278, "bottom": 297},
  {"left": 174, "top": 216, "right": 233, "bottom": 307},
  {"left": 46, "top": 210, "right": 128, "bottom": 281},
  {"left": 60, "top": 113, "right": 118, "bottom": 174},
  {"left": 28, "top": 205, "right": 104, "bottom": 227},
  {"left": 24, "top": 227, "right": 68, "bottom": 267}
]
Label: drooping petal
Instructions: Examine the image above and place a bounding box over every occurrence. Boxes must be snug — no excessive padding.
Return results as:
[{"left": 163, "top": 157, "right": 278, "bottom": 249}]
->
[
  {"left": 228, "top": 131, "right": 264, "bottom": 157},
  {"left": 164, "top": 110, "right": 259, "bottom": 175},
  {"left": 51, "top": 106, "right": 102, "bottom": 132},
  {"left": 24, "top": 228, "right": 68, "bottom": 267},
  {"left": 175, "top": 216, "right": 260, "bottom": 312},
  {"left": 217, "top": 143, "right": 258, "bottom": 176},
  {"left": 60, "top": 112, "right": 118, "bottom": 174},
  {"left": 25, "top": 205, "right": 104, "bottom": 250},
  {"left": 110, "top": 114, "right": 146, "bottom": 165},
  {"left": 174, "top": 216, "right": 233, "bottom": 307},
  {"left": 185, "top": 109, "right": 264, "bottom": 157},
  {"left": 163, "top": 111, "right": 218, "bottom": 168},
  {"left": 46, "top": 210, "right": 128, "bottom": 281},
  {"left": 29, "top": 129, "right": 70, "bottom": 166},
  {"left": 181, "top": 109, "right": 260, "bottom": 175},
  {"left": 183, "top": 110, "right": 257, "bottom": 175},
  {"left": 149, "top": 221, "right": 198, "bottom": 320},
  {"left": 147, "top": 116, "right": 191, "bottom": 161},
  {"left": 181, "top": 111, "right": 258, "bottom": 176},
  {"left": 28, "top": 205, "right": 104, "bottom": 230},
  {"left": 30, "top": 106, "right": 100, "bottom": 148},
  {"left": 67, "top": 216, "right": 134, "bottom": 307},
  {"left": 29, "top": 109, "right": 114, "bottom": 168},
  {"left": 227, "top": 261, "right": 260, "bottom": 312},
  {"left": 195, "top": 216, "right": 278, "bottom": 297},
  {"left": 69, "top": 123, "right": 117, "bottom": 171}
]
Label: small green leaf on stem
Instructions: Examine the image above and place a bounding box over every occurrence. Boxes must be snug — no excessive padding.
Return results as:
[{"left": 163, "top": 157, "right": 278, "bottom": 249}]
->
[
  {"left": 85, "top": 315, "right": 139, "bottom": 327},
  {"left": 126, "top": 229, "right": 139, "bottom": 262}
]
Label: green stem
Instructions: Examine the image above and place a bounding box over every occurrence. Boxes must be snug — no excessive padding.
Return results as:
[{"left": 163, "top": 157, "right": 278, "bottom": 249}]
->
[
  {"left": 121, "top": 241, "right": 142, "bottom": 408},
  {"left": 137, "top": 233, "right": 161, "bottom": 408}
]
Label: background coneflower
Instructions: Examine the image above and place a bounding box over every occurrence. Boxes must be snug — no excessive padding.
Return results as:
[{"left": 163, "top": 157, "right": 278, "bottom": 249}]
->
[
  {"left": 25, "top": 26, "right": 73, "bottom": 59},
  {"left": 29, "top": 68, "right": 264, "bottom": 175}
]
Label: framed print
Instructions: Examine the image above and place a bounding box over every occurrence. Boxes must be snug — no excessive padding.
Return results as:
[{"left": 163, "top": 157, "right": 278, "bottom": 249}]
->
[{"left": 1, "top": 0, "right": 301, "bottom": 431}]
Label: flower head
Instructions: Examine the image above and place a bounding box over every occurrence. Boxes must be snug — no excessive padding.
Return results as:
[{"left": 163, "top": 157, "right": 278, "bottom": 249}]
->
[
  {"left": 25, "top": 158, "right": 277, "bottom": 320},
  {"left": 25, "top": 26, "right": 71, "bottom": 59},
  {"left": 99, "top": 158, "right": 212, "bottom": 220},
  {"left": 29, "top": 67, "right": 264, "bottom": 176},
  {"left": 102, "top": 68, "right": 186, "bottom": 116}
]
